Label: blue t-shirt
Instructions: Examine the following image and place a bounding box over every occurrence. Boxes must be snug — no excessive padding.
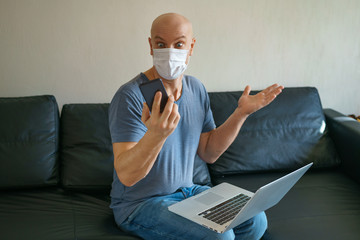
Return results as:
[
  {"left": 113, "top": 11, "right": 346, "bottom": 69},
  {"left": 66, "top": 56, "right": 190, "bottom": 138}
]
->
[{"left": 109, "top": 73, "right": 216, "bottom": 224}]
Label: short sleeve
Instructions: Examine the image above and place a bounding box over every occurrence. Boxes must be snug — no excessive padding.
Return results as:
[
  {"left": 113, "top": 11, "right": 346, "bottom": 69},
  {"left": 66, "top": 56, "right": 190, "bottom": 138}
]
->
[
  {"left": 201, "top": 85, "right": 216, "bottom": 133},
  {"left": 109, "top": 89, "right": 147, "bottom": 143}
]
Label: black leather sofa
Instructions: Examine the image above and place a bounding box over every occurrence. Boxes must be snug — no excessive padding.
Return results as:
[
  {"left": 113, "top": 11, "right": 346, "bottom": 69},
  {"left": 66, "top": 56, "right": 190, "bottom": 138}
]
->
[{"left": 1, "top": 87, "right": 359, "bottom": 240}]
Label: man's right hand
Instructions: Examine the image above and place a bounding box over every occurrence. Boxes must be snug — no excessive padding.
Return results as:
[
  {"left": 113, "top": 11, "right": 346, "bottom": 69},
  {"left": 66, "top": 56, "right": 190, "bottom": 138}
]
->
[
  {"left": 112, "top": 92, "right": 180, "bottom": 187},
  {"left": 141, "top": 91, "right": 181, "bottom": 140}
]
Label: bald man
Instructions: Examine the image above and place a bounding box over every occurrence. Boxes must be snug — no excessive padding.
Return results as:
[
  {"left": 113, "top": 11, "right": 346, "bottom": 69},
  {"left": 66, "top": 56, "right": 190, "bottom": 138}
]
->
[{"left": 109, "top": 13, "right": 283, "bottom": 239}]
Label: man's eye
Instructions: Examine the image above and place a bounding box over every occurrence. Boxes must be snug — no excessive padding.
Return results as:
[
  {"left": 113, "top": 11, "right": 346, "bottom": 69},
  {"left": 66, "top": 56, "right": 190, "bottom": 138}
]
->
[
  {"left": 157, "top": 43, "right": 165, "bottom": 48},
  {"left": 176, "top": 42, "right": 184, "bottom": 48}
]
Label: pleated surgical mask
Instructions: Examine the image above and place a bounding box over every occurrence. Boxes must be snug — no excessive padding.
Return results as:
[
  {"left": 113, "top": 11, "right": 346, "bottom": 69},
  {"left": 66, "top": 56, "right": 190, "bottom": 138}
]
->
[{"left": 152, "top": 48, "right": 189, "bottom": 80}]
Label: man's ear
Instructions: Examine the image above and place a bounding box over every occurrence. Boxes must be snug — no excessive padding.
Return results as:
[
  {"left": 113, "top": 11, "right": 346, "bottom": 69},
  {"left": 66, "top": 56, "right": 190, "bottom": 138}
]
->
[
  {"left": 189, "top": 38, "right": 196, "bottom": 56},
  {"left": 148, "top": 37, "right": 153, "bottom": 56}
]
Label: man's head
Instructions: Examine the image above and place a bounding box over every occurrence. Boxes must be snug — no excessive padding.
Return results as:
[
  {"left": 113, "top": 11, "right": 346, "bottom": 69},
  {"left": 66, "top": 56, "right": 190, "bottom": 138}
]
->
[{"left": 149, "top": 13, "right": 195, "bottom": 60}]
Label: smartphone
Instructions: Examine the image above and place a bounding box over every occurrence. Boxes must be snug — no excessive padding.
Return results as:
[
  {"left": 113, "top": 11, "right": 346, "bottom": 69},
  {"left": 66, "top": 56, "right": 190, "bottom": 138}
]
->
[{"left": 139, "top": 79, "right": 168, "bottom": 113}]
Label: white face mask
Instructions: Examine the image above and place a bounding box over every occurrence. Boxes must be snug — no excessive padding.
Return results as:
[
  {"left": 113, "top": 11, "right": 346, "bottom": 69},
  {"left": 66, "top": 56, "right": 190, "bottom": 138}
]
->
[{"left": 152, "top": 48, "right": 189, "bottom": 80}]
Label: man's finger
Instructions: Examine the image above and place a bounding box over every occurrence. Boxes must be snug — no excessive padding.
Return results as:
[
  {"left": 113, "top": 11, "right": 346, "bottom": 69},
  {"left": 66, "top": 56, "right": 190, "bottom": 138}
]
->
[
  {"left": 141, "top": 102, "right": 150, "bottom": 124},
  {"left": 152, "top": 91, "right": 162, "bottom": 115},
  {"left": 273, "top": 85, "right": 284, "bottom": 94},
  {"left": 264, "top": 85, "right": 284, "bottom": 103},
  {"left": 268, "top": 85, "right": 284, "bottom": 98},
  {"left": 161, "top": 95, "right": 175, "bottom": 121},
  {"left": 168, "top": 102, "right": 180, "bottom": 124},
  {"left": 262, "top": 84, "right": 279, "bottom": 95},
  {"left": 243, "top": 85, "right": 251, "bottom": 96}
]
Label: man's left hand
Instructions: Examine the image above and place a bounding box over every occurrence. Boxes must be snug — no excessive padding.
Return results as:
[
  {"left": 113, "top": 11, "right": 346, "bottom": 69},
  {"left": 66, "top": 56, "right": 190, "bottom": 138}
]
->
[{"left": 237, "top": 84, "right": 284, "bottom": 116}]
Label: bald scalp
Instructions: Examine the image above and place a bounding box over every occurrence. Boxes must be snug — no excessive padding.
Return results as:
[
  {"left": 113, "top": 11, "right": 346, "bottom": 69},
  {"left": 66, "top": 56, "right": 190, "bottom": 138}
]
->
[{"left": 151, "top": 13, "right": 193, "bottom": 38}]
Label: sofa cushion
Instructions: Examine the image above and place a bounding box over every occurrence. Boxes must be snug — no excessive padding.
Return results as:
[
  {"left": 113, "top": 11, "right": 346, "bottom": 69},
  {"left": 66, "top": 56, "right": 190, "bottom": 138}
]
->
[
  {"left": 0, "top": 189, "right": 75, "bottom": 240},
  {"left": 69, "top": 192, "right": 140, "bottom": 239},
  {"left": 60, "top": 104, "right": 114, "bottom": 190},
  {"left": 60, "top": 104, "right": 211, "bottom": 190},
  {"left": 0, "top": 188, "right": 139, "bottom": 240},
  {"left": 0, "top": 95, "right": 59, "bottom": 189},
  {"left": 208, "top": 87, "right": 340, "bottom": 176}
]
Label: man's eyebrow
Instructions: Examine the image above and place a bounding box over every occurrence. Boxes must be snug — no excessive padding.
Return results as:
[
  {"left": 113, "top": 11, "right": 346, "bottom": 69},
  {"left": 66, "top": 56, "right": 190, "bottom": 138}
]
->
[
  {"left": 154, "top": 35, "right": 187, "bottom": 41},
  {"left": 154, "top": 36, "right": 165, "bottom": 41},
  {"left": 175, "top": 35, "right": 187, "bottom": 40},
  {"left": 175, "top": 36, "right": 187, "bottom": 41}
]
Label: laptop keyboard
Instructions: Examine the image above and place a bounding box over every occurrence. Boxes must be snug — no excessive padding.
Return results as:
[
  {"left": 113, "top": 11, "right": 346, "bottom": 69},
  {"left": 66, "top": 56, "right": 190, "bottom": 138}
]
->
[{"left": 198, "top": 193, "right": 251, "bottom": 225}]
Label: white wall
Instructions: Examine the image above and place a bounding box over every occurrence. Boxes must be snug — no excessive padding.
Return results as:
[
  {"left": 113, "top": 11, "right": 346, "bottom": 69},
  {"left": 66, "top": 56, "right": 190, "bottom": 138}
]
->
[{"left": 1, "top": 0, "right": 359, "bottom": 114}]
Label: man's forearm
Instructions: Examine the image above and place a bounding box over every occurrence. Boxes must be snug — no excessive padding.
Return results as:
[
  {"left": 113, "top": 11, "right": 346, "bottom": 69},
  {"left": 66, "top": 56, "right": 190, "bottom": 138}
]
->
[
  {"left": 199, "top": 108, "right": 248, "bottom": 164},
  {"left": 113, "top": 131, "right": 166, "bottom": 187}
]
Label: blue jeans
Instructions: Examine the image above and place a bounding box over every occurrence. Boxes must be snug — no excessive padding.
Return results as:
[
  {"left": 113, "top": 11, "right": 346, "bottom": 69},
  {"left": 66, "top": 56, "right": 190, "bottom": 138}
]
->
[{"left": 118, "top": 185, "right": 268, "bottom": 240}]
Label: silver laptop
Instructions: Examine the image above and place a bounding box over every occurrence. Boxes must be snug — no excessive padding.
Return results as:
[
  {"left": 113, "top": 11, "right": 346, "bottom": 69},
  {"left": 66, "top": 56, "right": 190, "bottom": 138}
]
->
[{"left": 168, "top": 163, "right": 313, "bottom": 233}]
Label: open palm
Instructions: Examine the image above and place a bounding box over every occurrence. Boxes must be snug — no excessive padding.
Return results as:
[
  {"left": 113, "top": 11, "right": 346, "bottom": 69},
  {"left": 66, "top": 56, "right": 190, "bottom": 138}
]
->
[{"left": 237, "top": 84, "right": 284, "bottom": 115}]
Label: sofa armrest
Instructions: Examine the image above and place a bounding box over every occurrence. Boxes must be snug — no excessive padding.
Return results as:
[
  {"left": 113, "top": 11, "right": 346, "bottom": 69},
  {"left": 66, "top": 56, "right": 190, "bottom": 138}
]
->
[{"left": 324, "top": 108, "right": 360, "bottom": 184}]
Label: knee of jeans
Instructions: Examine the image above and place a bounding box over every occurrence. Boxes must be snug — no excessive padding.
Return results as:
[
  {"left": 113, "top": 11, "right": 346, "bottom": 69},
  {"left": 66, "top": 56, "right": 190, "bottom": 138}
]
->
[
  {"left": 234, "top": 212, "right": 268, "bottom": 240},
  {"left": 252, "top": 212, "right": 268, "bottom": 239},
  {"left": 205, "top": 229, "right": 235, "bottom": 240},
  {"left": 219, "top": 230, "right": 236, "bottom": 240}
]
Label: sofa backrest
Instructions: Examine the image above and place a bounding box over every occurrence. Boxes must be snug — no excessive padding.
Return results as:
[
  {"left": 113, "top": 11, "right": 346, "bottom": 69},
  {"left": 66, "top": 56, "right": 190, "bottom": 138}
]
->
[
  {"left": 208, "top": 87, "right": 340, "bottom": 176},
  {"left": 60, "top": 104, "right": 211, "bottom": 191},
  {"left": 0, "top": 95, "right": 59, "bottom": 189},
  {"left": 1, "top": 87, "right": 340, "bottom": 190}
]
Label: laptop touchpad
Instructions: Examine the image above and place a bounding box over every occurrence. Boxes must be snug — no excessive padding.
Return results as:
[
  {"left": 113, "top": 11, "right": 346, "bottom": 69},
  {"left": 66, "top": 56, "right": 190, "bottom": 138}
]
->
[{"left": 194, "top": 192, "right": 224, "bottom": 206}]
